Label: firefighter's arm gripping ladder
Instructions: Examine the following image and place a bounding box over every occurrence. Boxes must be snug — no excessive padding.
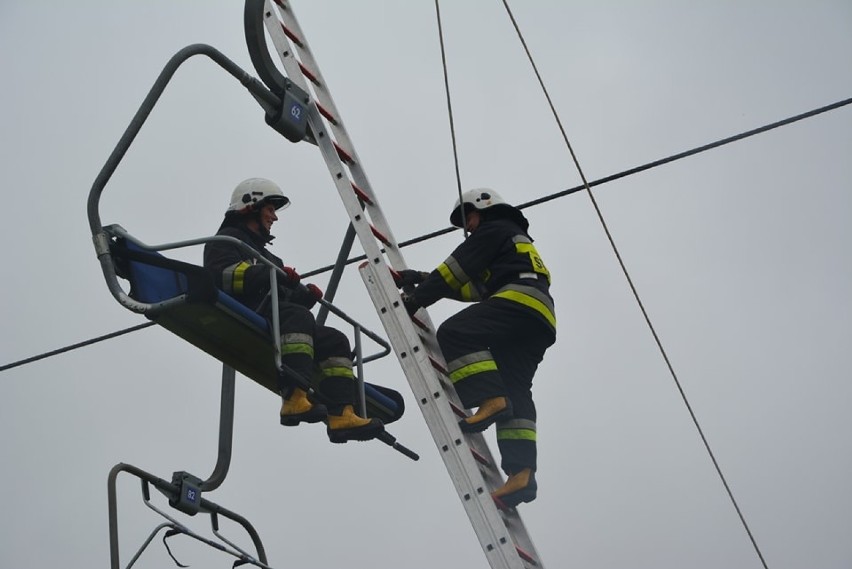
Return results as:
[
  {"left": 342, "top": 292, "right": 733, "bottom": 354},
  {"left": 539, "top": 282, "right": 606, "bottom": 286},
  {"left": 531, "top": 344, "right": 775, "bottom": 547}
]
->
[{"left": 246, "top": 1, "right": 543, "bottom": 567}]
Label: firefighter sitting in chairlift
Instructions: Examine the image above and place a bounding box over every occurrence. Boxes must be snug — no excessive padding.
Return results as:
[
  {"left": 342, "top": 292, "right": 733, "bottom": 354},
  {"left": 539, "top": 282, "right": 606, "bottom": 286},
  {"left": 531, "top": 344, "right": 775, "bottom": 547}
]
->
[{"left": 204, "top": 178, "right": 384, "bottom": 443}]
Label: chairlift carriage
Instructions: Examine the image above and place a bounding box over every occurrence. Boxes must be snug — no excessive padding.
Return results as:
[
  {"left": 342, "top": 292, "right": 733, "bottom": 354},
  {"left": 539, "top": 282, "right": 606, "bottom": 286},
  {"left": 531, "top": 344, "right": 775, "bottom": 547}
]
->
[{"left": 88, "top": 1, "right": 543, "bottom": 568}]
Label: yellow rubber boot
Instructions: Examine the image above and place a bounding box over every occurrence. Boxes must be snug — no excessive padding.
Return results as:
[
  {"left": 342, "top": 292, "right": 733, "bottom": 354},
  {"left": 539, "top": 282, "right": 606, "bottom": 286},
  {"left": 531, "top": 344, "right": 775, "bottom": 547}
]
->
[
  {"left": 492, "top": 468, "right": 537, "bottom": 509},
  {"left": 280, "top": 388, "right": 327, "bottom": 426},
  {"left": 327, "top": 405, "right": 384, "bottom": 443},
  {"left": 459, "top": 396, "right": 513, "bottom": 433}
]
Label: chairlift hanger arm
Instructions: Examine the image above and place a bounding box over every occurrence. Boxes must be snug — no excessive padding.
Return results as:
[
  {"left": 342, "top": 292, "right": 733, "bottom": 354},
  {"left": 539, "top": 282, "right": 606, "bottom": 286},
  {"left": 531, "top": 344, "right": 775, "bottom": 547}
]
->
[
  {"left": 88, "top": 43, "right": 277, "bottom": 237},
  {"left": 85, "top": 41, "right": 388, "bottom": 358},
  {"left": 87, "top": 44, "right": 286, "bottom": 315}
]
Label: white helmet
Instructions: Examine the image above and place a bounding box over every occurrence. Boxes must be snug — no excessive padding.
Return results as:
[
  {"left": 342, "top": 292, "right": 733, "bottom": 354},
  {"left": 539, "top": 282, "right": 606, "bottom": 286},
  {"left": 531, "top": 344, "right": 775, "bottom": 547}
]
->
[
  {"left": 449, "top": 188, "right": 507, "bottom": 227},
  {"left": 227, "top": 178, "right": 290, "bottom": 214}
]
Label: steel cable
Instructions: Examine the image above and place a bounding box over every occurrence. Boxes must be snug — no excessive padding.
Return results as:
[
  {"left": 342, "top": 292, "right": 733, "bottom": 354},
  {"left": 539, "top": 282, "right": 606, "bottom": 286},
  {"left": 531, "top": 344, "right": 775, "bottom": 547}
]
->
[
  {"left": 0, "top": 322, "right": 155, "bottom": 372},
  {"left": 434, "top": 0, "right": 468, "bottom": 238},
  {"left": 499, "top": 1, "right": 795, "bottom": 567},
  {"left": 1, "top": 97, "right": 848, "bottom": 383}
]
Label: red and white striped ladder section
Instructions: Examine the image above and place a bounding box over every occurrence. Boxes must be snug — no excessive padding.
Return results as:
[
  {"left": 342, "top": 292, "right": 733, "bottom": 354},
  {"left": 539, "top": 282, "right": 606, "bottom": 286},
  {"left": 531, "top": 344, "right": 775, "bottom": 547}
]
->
[{"left": 260, "top": 2, "right": 543, "bottom": 567}]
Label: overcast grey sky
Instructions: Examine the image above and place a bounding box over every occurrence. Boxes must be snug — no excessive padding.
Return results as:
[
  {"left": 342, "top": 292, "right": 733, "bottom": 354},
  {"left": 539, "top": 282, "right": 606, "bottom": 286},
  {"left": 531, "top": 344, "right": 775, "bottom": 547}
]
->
[{"left": 1, "top": 1, "right": 851, "bottom": 568}]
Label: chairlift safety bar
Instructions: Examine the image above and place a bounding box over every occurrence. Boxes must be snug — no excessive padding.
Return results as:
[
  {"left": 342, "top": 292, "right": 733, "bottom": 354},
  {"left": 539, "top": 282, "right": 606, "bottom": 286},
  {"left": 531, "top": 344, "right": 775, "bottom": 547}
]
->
[{"left": 103, "top": 224, "right": 391, "bottom": 364}]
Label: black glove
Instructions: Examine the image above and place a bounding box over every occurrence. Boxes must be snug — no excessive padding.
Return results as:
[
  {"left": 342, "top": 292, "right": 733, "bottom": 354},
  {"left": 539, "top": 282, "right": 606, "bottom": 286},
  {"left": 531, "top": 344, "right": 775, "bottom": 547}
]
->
[
  {"left": 401, "top": 291, "right": 421, "bottom": 317},
  {"left": 393, "top": 269, "right": 429, "bottom": 289}
]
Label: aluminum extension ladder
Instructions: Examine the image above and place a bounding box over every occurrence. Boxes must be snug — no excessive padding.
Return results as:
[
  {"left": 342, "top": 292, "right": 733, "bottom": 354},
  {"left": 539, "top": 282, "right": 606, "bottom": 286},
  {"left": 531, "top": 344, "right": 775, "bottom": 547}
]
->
[{"left": 254, "top": 1, "right": 543, "bottom": 567}]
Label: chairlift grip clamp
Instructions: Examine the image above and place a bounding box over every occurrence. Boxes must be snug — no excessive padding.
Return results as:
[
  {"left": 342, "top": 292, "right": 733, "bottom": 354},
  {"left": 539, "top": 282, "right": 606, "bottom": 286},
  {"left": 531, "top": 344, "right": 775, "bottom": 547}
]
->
[
  {"left": 169, "top": 471, "right": 204, "bottom": 516},
  {"left": 264, "top": 78, "right": 310, "bottom": 143}
]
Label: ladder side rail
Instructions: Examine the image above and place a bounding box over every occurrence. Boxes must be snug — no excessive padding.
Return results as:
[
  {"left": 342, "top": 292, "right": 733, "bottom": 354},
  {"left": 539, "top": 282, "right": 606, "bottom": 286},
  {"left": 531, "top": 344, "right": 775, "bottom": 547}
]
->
[
  {"left": 268, "top": 1, "right": 375, "bottom": 181},
  {"left": 410, "top": 305, "right": 543, "bottom": 566},
  {"left": 259, "top": 7, "right": 502, "bottom": 490},
  {"left": 260, "top": 2, "right": 320, "bottom": 122},
  {"left": 413, "top": 316, "right": 509, "bottom": 475},
  {"left": 415, "top": 330, "right": 513, "bottom": 501},
  {"left": 262, "top": 1, "right": 369, "bottom": 201},
  {"left": 260, "top": 6, "right": 384, "bottom": 228},
  {"left": 298, "top": 104, "right": 395, "bottom": 273},
  {"left": 359, "top": 263, "right": 527, "bottom": 569},
  {"left": 252, "top": 8, "right": 390, "bottom": 273},
  {"left": 263, "top": 2, "right": 408, "bottom": 270},
  {"left": 269, "top": 1, "right": 353, "bottom": 151},
  {"left": 255, "top": 3, "right": 443, "bottom": 350},
  {"left": 259, "top": 3, "right": 543, "bottom": 566}
]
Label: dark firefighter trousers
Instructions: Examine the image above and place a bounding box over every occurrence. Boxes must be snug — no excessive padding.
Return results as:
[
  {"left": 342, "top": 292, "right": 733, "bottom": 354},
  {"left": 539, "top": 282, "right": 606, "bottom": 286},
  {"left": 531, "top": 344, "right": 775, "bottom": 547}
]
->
[
  {"left": 437, "top": 298, "right": 555, "bottom": 474},
  {"left": 261, "top": 301, "right": 356, "bottom": 415}
]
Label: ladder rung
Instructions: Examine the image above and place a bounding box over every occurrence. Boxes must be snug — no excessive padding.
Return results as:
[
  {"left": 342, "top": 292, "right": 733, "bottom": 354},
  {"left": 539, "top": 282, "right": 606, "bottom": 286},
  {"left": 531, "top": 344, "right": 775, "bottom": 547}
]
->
[
  {"left": 411, "top": 314, "right": 429, "bottom": 331},
  {"left": 270, "top": 2, "right": 546, "bottom": 563},
  {"left": 516, "top": 545, "right": 538, "bottom": 566},
  {"left": 370, "top": 224, "right": 390, "bottom": 246},
  {"left": 317, "top": 102, "right": 339, "bottom": 125},
  {"left": 280, "top": 23, "right": 305, "bottom": 48},
  {"left": 299, "top": 62, "right": 320, "bottom": 85},
  {"left": 448, "top": 401, "right": 467, "bottom": 419},
  {"left": 334, "top": 142, "right": 354, "bottom": 164},
  {"left": 428, "top": 356, "right": 448, "bottom": 376},
  {"left": 351, "top": 182, "right": 373, "bottom": 205},
  {"left": 470, "top": 447, "right": 492, "bottom": 467}
]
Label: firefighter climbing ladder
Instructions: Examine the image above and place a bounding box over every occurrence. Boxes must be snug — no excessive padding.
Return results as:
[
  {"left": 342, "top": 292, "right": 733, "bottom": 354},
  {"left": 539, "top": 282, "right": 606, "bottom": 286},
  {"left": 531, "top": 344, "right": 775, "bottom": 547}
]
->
[{"left": 247, "top": 1, "right": 542, "bottom": 567}]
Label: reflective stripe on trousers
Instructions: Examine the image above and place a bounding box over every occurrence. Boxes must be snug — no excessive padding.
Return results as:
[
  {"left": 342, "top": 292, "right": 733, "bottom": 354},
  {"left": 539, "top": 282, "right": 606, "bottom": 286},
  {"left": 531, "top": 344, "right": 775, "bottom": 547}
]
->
[
  {"left": 281, "top": 332, "right": 314, "bottom": 358},
  {"left": 446, "top": 350, "right": 498, "bottom": 385}
]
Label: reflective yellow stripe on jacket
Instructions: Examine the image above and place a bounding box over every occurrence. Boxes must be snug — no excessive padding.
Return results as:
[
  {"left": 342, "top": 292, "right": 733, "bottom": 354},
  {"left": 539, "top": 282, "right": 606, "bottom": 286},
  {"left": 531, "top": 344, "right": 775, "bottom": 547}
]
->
[
  {"left": 493, "top": 283, "right": 556, "bottom": 329},
  {"left": 222, "top": 261, "right": 251, "bottom": 295},
  {"left": 459, "top": 282, "right": 481, "bottom": 302},
  {"left": 437, "top": 255, "right": 470, "bottom": 291},
  {"left": 513, "top": 236, "right": 551, "bottom": 284}
]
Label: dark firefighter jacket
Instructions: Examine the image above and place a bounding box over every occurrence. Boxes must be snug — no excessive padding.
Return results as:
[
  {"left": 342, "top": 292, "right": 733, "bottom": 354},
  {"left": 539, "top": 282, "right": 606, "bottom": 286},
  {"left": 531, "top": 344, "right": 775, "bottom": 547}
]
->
[
  {"left": 203, "top": 220, "right": 315, "bottom": 311},
  {"left": 412, "top": 216, "right": 556, "bottom": 332}
]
